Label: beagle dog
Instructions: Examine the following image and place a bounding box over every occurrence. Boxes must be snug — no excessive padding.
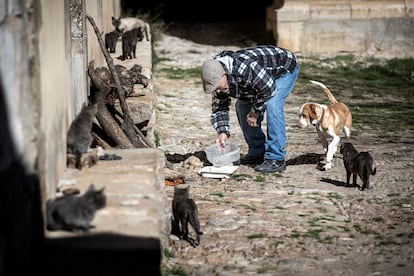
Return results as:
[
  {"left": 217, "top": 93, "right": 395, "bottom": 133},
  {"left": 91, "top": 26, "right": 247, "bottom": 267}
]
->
[{"left": 297, "top": 80, "right": 352, "bottom": 170}]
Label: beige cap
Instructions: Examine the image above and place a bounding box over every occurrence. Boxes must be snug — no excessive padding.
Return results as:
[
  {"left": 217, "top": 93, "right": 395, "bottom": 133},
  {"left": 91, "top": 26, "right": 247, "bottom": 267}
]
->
[{"left": 201, "top": 59, "right": 224, "bottom": 93}]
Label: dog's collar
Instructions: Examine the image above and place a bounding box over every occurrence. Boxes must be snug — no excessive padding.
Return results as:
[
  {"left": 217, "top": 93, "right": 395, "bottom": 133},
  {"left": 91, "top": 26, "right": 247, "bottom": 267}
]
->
[{"left": 312, "top": 107, "right": 325, "bottom": 126}]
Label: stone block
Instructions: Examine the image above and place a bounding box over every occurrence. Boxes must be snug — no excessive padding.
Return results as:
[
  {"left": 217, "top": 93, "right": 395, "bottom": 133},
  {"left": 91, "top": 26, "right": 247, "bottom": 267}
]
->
[
  {"left": 301, "top": 20, "right": 370, "bottom": 55},
  {"left": 277, "top": 22, "right": 304, "bottom": 52},
  {"left": 310, "top": 1, "right": 351, "bottom": 20},
  {"left": 405, "top": 0, "right": 414, "bottom": 17},
  {"left": 278, "top": 1, "right": 311, "bottom": 22},
  {"left": 351, "top": 0, "right": 406, "bottom": 19}
]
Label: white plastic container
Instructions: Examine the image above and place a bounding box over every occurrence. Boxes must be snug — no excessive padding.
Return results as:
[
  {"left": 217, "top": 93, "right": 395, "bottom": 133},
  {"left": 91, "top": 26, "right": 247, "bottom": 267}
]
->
[{"left": 204, "top": 142, "right": 240, "bottom": 167}]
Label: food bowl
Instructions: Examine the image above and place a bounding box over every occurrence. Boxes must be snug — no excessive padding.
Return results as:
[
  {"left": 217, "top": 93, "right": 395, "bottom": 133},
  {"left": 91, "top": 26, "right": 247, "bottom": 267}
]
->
[{"left": 204, "top": 142, "right": 240, "bottom": 167}]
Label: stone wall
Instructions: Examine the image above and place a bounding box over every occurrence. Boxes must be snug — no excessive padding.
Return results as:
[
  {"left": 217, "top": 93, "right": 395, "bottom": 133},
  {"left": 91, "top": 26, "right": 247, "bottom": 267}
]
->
[
  {"left": 267, "top": 0, "right": 414, "bottom": 58},
  {"left": 0, "top": 0, "right": 120, "bottom": 201}
]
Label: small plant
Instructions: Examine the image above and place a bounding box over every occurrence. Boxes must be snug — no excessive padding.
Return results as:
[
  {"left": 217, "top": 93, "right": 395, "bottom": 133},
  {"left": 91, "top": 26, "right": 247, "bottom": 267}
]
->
[
  {"left": 255, "top": 175, "right": 265, "bottom": 182},
  {"left": 154, "top": 130, "right": 160, "bottom": 147},
  {"left": 273, "top": 239, "right": 284, "bottom": 247},
  {"left": 159, "top": 67, "right": 200, "bottom": 80},
  {"left": 239, "top": 203, "right": 257, "bottom": 211},
  {"left": 231, "top": 173, "right": 253, "bottom": 181},
  {"left": 163, "top": 248, "right": 174, "bottom": 258},
  {"left": 247, "top": 233, "right": 266, "bottom": 239},
  {"left": 161, "top": 267, "right": 188, "bottom": 276},
  {"left": 209, "top": 192, "right": 224, "bottom": 198},
  {"left": 327, "top": 192, "right": 343, "bottom": 200},
  {"left": 372, "top": 217, "right": 385, "bottom": 223},
  {"left": 353, "top": 224, "right": 379, "bottom": 235}
]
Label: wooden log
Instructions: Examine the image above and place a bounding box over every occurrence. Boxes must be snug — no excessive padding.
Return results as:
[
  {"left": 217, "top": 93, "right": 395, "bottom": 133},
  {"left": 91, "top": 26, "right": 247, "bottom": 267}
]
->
[
  {"left": 88, "top": 61, "right": 135, "bottom": 149},
  {"left": 85, "top": 14, "right": 149, "bottom": 148}
]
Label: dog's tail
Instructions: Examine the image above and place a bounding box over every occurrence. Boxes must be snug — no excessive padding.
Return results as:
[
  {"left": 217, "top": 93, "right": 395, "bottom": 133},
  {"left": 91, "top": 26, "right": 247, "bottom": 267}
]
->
[{"left": 310, "top": 80, "right": 338, "bottom": 104}]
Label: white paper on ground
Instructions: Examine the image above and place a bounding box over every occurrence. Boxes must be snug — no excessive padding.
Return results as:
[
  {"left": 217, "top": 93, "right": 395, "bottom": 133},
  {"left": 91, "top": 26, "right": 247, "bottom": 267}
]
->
[
  {"left": 198, "top": 165, "right": 239, "bottom": 179},
  {"left": 201, "top": 173, "right": 231, "bottom": 179},
  {"left": 198, "top": 165, "right": 239, "bottom": 175}
]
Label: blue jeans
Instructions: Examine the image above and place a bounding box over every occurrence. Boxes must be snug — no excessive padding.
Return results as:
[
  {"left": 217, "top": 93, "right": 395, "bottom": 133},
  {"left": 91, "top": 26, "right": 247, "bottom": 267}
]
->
[{"left": 235, "top": 65, "right": 299, "bottom": 161}]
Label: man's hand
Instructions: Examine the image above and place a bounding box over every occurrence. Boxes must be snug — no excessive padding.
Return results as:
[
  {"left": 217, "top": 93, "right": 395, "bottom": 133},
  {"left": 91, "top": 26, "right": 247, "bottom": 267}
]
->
[
  {"left": 215, "top": 133, "right": 228, "bottom": 149},
  {"left": 247, "top": 111, "right": 259, "bottom": 127}
]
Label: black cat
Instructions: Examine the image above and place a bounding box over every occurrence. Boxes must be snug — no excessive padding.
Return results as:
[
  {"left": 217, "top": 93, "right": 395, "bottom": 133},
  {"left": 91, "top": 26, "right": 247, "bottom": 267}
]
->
[
  {"left": 104, "top": 30, "right": 121, "bottom": 53},
  {"left": 340, "top": 142, "right": 377, "bottom": 191},
  {"left": 47, "top": 184, "right": 106, "bottom": 232},
  {"left": 353, "top": 151, "right": 377, "bottom": 190},
  {"left": 171, "top": 185, "right": 203, "bottom": 247},
  {"left": 121, "top": 28, "right": 139, "bottom": 60},
  {"left": 67, "top": 103, "right": 98, "bottom": 169}
]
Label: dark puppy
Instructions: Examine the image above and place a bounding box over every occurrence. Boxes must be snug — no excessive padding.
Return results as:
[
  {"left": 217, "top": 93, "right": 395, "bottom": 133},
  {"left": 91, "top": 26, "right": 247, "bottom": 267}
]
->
[
  {"left": 121, "top": 28, "right": 139, "bottom": 60},
  {"left": 340, "top": 142, "right": 376, "bottom": 191},
  {"left": 104, "top": 30, "right": 121, "bottom": 53}
]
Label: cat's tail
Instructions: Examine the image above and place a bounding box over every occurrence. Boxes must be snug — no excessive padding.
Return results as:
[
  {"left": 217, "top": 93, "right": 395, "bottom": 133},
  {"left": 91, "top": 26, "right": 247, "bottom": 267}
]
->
[
  {"left": 366, "top": 153, "right": 376, "bottom": 176},
  {"left": 75, "top": 151, "right": 82, "bottom": 169},
  {"left": 370, "top": 161, "right": 377, "bottom": 176},
  {"left": 190, "top": 209, "right": 203, "bottom": 236},
  {"left": 361, "top": 153, "right": 376, "bottom": 179},
  {"left": 144, "top": 23, "right": 149, "bottom": 41},
  {"left": 192, "top": 219, "right": 203, "bottom": 235}
]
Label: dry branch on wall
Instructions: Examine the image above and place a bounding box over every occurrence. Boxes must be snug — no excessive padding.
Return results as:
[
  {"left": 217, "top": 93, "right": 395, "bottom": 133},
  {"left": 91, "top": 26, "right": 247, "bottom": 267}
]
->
[
  {"left": 85, "top": 14, "right": 150, "bottom": 148},
  {"left": 88, "top": 61, "right": 135, "bottom": 148}
]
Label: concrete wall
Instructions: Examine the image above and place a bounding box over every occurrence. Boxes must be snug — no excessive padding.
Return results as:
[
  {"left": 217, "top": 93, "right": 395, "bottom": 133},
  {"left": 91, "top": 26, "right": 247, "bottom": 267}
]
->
[
  {"left": 38, "top": 0, "right": 71, "bottom": 197},
  {"left": 85, "top": 0, "right": 120, "bottom": 68},
  {"left": 0, "top": 0, "right": 41, "bottom": 178},
  {"left": 267, "top": 0, "right": 414, "bottom": 58},
  {"left": 0, "top": 0, "right": 120, "bottom": 202}
]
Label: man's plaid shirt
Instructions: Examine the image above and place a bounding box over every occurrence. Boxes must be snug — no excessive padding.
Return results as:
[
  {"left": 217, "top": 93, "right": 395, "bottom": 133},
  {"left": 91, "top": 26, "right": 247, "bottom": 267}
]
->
[{"left": 210, "top": 45, "right": 297, "bottom": 136}]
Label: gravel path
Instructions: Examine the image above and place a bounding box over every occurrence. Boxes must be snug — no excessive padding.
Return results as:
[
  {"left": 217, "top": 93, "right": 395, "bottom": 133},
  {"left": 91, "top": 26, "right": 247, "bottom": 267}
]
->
[{"left": 153, "top": 32, "right": 414, "bottom": 276}]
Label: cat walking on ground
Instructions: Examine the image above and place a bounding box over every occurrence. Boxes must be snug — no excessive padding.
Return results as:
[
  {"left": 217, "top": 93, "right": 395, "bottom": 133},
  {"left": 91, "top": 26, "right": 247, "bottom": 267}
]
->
[
  {"left": 47, "top": 184, "right": 106, "bottom": 232},
  {"left": 340, "top": 142, "right": 377, "bottom": 191},
  {"left": 171, "top": 184, "right": 203, "bottom": 247},
  {"left": 67, "top": 103, "right": 98, "bottom": 169}
]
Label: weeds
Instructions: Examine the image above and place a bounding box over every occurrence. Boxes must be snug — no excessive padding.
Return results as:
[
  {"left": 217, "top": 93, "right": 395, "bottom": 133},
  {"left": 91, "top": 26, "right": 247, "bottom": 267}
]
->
[
  {"left": 231, "top": 173, "right": 253, "bottom": 181},
  {"left": 158, "top": 67, "right": 200, "bottom": 79},
  {"left": 247, "top": 233, "right": 267, "bottom": 239},
  {"left": 209, "top": 192, "right": 224, "bottom": 198},
  {"left": 161, "top": 267, "right": 188, "bottom": 276}
]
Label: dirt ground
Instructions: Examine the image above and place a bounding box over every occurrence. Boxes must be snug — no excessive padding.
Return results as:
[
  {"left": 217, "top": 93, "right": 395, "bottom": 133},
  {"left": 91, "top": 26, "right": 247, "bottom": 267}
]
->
[{"left": 152, "top": 23, "right": 414, "bottom": 275}]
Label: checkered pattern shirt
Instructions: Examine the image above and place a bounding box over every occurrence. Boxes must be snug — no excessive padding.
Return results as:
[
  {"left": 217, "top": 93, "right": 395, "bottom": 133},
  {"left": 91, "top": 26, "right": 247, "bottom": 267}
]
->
[{"left": 210, "top": 45, "right": 297, "bottom": 136}]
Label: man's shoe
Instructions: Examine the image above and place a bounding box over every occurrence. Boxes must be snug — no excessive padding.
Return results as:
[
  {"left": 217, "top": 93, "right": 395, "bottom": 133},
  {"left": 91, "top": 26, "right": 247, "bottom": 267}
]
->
[
  {"left": 255, "top": 159, "right": 286, "bottom": 173},
  {"left": 236, "top": 154, "right": 264, "bottom": 165}
]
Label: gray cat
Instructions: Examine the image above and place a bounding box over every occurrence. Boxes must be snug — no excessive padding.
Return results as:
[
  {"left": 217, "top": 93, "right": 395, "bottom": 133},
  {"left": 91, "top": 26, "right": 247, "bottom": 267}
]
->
[
  {"left": 67, "top": 103, "right": 98, "bottom": 169},
  {"left": 171, "top": 185, "right": 203, "bottom": 247},
  {"left": 47, "top": 184, "right": 106, "bottom": 232}
]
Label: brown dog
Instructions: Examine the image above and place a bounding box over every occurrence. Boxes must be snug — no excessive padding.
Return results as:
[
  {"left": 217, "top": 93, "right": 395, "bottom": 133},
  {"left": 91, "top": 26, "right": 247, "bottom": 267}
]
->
[{"left": 297, "top": 80, "right": 352, "bottom": 170}]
